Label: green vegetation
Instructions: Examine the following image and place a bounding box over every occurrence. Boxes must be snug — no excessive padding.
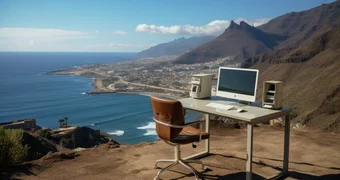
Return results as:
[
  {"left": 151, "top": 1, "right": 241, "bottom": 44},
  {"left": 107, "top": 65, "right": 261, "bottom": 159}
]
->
[
  {"left": 38, "top": 128, "right": 52, "bottom": 139},
  {"left": 58, "top": 117, "right": 68, "bottom": 128},
  {"left": 0, "top": 128, "right": 29, "bottom": 170},
  {"left": 102, "top": 77, "right": 119, "bottom": 87}
]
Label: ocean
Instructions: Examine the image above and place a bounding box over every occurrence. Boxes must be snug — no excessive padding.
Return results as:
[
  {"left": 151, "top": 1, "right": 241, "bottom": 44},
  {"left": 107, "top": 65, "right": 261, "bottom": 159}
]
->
[{"left": 0, "top": 52, "right": 202, "bottom": 144}]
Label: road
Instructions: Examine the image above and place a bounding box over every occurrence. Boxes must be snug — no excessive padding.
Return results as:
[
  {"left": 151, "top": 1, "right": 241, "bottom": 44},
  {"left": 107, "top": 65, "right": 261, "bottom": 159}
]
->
[{"left": 114, "top": 76, "right": 187, "bottom": 93}]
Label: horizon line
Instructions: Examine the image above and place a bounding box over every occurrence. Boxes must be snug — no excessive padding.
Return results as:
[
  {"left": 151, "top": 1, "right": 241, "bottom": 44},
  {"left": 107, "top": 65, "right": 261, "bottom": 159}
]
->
[{"left": 0, "top": 51, "right": 138, "bottom": 53}]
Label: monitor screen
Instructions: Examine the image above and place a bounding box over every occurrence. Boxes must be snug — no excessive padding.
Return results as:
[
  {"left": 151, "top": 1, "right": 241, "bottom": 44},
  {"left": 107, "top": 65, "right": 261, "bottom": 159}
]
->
[{"left": 217, "top": 67, "right": 259, "bottom": 102}]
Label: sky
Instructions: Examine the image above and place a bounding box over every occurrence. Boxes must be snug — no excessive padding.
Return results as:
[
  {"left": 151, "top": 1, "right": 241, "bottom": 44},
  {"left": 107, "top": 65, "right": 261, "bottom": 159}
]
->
[{"left": 0, "top": 0, "right": 336, "bottom": 52}]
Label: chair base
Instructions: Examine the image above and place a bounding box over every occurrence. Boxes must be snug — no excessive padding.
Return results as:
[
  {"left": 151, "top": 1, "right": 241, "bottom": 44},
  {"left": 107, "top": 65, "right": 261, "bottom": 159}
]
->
[
  {"left": 153, "top": 144, "right": 206, "bottom": 180},
  {"left": 154, "top": 159, "right": 205, "bottom": 180}
]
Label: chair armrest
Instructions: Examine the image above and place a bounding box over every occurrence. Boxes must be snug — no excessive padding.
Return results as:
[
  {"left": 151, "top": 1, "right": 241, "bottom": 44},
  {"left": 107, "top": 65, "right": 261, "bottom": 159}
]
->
[
  {"left": 184, "top": 119, "right": 206, "bottom": 142},
  {"left": 153, "top": 118, "right": 186, "bottom": 128},
  {"left": 153, "top": 118, "right": 206, "bottom": 142}
]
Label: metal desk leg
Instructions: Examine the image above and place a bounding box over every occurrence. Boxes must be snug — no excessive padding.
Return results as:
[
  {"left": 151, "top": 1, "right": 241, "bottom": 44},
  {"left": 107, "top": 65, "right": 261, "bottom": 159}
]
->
[
  {"left": 184, "top": 114, "right": 210, "bottom": 160},
  {"left": 246, "top": 124, "right": 253, "bottom": 180},
  {"left": 205, "top": 114, "right": 210, "bottom": 154},
  {"left": 283, "top": 115, "right": 290, "bottom": 176}
]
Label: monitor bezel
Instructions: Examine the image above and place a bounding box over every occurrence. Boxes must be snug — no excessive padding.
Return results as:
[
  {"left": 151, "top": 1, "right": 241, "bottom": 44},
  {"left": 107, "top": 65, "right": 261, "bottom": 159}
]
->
[{"left": 216, "top": 67, "right": 259, "bottom": 102}]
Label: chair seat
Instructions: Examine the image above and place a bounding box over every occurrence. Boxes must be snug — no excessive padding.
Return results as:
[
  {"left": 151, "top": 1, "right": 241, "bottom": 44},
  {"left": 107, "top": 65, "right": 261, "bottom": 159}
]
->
[{"left": 172, "top": 125, "right": 209, "bottom": 144}]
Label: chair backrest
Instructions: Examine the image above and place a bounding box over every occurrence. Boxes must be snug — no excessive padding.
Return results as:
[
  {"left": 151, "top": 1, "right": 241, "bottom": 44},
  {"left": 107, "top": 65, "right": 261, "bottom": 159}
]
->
[{"left": 150, "top": 96, "right": 185, "bottom": 141}]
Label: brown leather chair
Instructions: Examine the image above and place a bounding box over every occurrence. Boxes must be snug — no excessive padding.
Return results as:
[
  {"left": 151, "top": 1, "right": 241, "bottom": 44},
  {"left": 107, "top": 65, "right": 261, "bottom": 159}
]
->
[{"left": 150, "top": 96, "right": 209, "bottom": 180}]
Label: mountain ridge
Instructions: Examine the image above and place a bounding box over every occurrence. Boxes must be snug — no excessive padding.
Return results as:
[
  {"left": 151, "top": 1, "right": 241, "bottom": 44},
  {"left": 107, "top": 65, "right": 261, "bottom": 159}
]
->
[
  {"left": 258, "top": 0, "right": 340, "bottom": 48},
  {"left": 174, "top": 1, "right": 340, "bottom": 65},
  {"left": 173, "top": 20, "right": 286, "bottom": 64},
  {"left": 136, "top": 36, "right": 215, "bottom": 59}
]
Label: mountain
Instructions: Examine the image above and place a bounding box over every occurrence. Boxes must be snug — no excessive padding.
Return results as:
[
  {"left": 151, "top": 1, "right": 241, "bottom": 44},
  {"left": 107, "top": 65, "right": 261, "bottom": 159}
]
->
[
  {"left": 174, "top": 1, "right": 340, "bottom": 65},
  {"left": 136, "top": 36, "right": 215, "bottom": 59},
  {"left": 258, "top": 0, "right": 340, "bottom": 48},
  {"left": 173, "top": 21, "right": 287, "bottom": 64},
  {"left": 242, "top": 28, "right": 340, "bottom": 132}
]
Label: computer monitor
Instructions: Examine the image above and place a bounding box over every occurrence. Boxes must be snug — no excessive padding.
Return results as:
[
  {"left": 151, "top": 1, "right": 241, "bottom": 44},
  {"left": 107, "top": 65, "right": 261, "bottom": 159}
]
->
[{"left": 216, "top": 67, "right": 259, "bottom": 103}]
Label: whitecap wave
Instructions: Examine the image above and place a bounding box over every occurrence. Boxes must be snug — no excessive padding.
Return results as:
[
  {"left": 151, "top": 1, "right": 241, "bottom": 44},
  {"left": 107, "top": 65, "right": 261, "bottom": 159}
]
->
[
  {"left": 139, "top": 94, "right": 151, "bottom": 97},
  {"left": 90, "top": 124, "right": 95, "bottom": 126},
  {"left": 107, "top": 130, "right": 124, "bottom": 136},
  {"left": 144, "top": 129, "right": 157, "bottom": 136},
  {"left": 137, "top": 122, "right": 155, "bottom": 130},
  {"left": 81, "top": 92, "right": 86, "bottom": 94},
  {"left": 137, "top": 122, "right": 157, "bottom": 136}
]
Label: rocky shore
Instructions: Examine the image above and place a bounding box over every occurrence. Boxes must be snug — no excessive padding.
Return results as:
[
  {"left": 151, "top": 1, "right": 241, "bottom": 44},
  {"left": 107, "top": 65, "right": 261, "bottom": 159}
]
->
[{"left": 22, "top": 125, "right": 118, "bottom": 161}]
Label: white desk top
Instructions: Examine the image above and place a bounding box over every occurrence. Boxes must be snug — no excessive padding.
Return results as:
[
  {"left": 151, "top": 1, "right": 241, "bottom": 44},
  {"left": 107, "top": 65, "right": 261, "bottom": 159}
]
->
[{"left": 179, "top": 97, "right": 292, "bottom": 124}]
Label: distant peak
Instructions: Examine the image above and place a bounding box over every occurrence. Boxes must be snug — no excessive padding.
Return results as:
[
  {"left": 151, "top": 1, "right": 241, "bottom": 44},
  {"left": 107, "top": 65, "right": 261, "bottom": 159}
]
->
[
  {"left": 228, "top": 20, "right": 239, "bottom": 29},
  {"left": 240, "top": 21, "right": 250, "bottom": 26},
  {"left": 174, "top": 37, "right": 186, "bottom": 41},
  {"left": 239, "top": 21, "right": 253, "bottom": 30}
]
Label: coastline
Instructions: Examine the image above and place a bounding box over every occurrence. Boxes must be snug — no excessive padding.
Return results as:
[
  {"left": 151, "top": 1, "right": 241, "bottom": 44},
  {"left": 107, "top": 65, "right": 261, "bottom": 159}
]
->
[
  {"left": 47, "top": 68, "right": 188, "bottom": 99},
  {"left": 114, "top": 91, "right": 183, "bottom": 99}
]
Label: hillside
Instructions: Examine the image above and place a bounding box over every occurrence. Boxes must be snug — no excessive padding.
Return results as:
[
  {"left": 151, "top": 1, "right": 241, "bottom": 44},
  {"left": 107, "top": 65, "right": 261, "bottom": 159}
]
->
[
  {"left": 174, "top": 1, "right": 340, "bottom": 65},
  {"left": 258, "top": 0, "right": 340, "bottom": 48},
  {"left": 173, "top": 21, "right": 286, "bottom": 64},
  {"left": 9, "top": 126, "right": 340, "bottom": 180},
  {"left": 242, "top": 29, "right": 340, "bottom": 132},
  {"left": 136, "top": 36, "right": 215, "bottom": 59}
]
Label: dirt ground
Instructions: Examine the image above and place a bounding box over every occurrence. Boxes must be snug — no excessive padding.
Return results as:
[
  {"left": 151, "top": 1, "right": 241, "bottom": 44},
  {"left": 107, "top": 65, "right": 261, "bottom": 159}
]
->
[{"left": 10, "top": 125, "right": 340, "bottom": 180}]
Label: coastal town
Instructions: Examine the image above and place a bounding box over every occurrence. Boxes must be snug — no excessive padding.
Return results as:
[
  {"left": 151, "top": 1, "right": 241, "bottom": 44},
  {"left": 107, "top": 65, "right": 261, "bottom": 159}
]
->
[{"left": 49, "top": 55, "right": 239, "bottom": 97}]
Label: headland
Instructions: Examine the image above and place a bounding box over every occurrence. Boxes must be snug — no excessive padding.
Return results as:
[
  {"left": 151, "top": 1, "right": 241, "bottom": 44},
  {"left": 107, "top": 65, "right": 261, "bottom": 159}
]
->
[{"left": 45, "top": 56, "right": 235, "bottom": 99}]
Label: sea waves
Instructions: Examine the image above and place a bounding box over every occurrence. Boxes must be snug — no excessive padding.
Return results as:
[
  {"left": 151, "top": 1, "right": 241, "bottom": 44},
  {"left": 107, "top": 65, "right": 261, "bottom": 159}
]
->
[
  {"left": 93, "top": 110, "right": 152, "bottom": 126},
  {"left": 107, "top": 130, "right": 124, "bottom": 136},
  {"left": 137, "top": 122, "right": 156, "bottom": 136}
]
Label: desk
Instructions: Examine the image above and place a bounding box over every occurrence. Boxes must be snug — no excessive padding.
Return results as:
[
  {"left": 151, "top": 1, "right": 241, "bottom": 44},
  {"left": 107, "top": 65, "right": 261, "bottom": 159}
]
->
[{"left": 179, "top": 97, "right": 292, "bottom": 180}]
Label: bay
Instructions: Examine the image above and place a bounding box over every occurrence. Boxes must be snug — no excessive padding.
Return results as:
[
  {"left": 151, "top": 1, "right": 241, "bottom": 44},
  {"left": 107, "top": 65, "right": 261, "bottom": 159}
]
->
[{"left": 0, "top": 52, "right": 202, "bottom": 144}]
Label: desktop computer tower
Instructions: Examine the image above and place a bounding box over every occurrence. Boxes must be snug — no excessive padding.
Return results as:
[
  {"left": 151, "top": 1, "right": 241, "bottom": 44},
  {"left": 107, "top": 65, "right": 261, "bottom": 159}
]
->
[
  {"left": 190, "top": 74, "right": 213, "bottom": 99},
  {"left": 262, "top": 81, "right": 283, "bottom": 109}
]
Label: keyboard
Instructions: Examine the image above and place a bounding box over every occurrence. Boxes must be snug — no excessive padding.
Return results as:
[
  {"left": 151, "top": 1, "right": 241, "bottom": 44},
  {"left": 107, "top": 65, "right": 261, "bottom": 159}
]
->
[{"left": 205, "top": 102, "right": 234, "bottom": 110}]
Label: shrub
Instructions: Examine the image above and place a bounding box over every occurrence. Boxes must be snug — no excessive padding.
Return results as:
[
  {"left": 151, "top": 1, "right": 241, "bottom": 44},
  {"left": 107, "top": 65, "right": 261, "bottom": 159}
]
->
[
  {"left": 38, "top": 129, "right": 52, "bottom": 139},
  {"left": 0, "top": 128, "right": 29, "bottom": 170}
]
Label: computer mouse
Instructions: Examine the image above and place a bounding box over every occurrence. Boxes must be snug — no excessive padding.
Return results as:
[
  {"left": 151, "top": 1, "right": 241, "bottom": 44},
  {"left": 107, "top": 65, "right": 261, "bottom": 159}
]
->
[{"left": 237, "top": 108, "right": 246, "bottom": 113}]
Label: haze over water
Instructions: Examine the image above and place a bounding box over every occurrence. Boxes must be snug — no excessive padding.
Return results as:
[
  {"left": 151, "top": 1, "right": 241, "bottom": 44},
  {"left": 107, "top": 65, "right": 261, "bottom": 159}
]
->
[{"left": 0, "top": 52, "right": 202, "bottom": 144}]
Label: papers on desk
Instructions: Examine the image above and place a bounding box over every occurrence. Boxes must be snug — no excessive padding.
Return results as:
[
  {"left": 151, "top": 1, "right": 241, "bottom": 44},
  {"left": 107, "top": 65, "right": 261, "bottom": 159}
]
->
[{"left": 205, "top": 102, "right": 234, "bottom": 110}]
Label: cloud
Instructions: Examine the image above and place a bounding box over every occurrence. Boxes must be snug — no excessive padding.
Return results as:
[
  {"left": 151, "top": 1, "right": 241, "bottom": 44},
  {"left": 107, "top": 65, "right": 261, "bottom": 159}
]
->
[
  {"left": 108, "top": 43, "right": 150, "bottom": 47},
  {"left": 113, "top": 30, "right": 128, "bottom": 35},
  {"left": 0, "top": 28, "right": 153, "bottom": 52},
  {"left": 0, "top": 28, "right": 89, "bottom": 38},
  {"left": 0, "top": 39, "right": 154, "bottom": 52},
  {"left": 29, "top": 40, "right": 40, "bottom": 45},
  {"left": 234, "top": 18, "right": 271, "bottom": 27},
  {"left": 72, "top": 43, "right": 154, "bottom": 52},
  {"left": 136, "top": 20, "right": 228, "bottom": 35},
  {"left": 0, "top": 28, "right": 95, "bottom": 46},
  {"left": 135, "top": 18, "right": 271, "bottom": 35}
]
